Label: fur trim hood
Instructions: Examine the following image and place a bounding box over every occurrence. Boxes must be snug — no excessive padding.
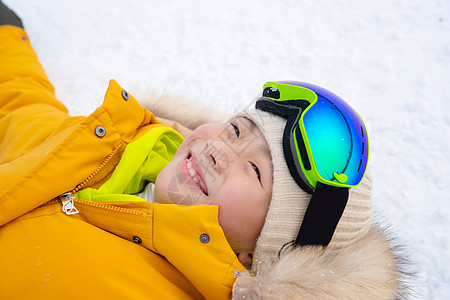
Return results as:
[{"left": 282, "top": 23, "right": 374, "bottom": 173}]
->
[
  {"left": 138, "top": 90, "right": 229, "bottom": 130},
  {"left": 232, "top": 225, "right": 409, "bottom": 299}
]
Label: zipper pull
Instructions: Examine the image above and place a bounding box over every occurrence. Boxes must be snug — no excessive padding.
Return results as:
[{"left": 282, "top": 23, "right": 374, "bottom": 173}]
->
[{"left": 59, "top": 193, "right": 79, "bottom": 215}]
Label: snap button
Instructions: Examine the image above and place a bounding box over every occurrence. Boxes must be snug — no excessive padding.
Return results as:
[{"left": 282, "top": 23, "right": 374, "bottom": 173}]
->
[
  {"left": 94, "top": 126, "right": 106, "bottom": 138},
  {"left": 121, "top": 90, "right": 129, "bottom": 101},
  {"left": 133, "top": 236, "right": 142, "bottom": 244},
  {"left": 199, "top": 233, "right": 210, "bottom": 244}
]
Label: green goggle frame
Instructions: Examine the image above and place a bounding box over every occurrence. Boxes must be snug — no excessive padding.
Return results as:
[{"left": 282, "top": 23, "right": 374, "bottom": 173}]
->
[{"left": 256, "top": 81, "right": 369, "bottom": 194}]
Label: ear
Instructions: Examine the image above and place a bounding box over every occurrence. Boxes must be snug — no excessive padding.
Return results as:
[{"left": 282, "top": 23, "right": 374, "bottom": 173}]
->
[{"left": 237, "top": 252, "right": 253, "bottom": 270}]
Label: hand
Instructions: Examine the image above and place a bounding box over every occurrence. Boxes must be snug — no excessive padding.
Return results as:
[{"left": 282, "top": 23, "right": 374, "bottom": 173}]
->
[{"left": 0, "top": 1, "right": 24, "bottom": 28}]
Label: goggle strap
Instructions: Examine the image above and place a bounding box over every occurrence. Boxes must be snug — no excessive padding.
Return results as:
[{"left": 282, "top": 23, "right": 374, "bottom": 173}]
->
[{"left": 295, "top": 183, "right": 349, "bottom": 247}]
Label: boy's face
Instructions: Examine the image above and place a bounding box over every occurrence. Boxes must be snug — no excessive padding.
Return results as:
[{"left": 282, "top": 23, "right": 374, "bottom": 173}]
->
[{"left": 155, "top": 117, "right": 272, "bottom": 266}]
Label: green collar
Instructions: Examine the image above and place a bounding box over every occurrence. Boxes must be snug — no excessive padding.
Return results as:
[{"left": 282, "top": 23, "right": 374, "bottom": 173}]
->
[{"left": 75, "top": 127, "right": 183, "bottom": 201}]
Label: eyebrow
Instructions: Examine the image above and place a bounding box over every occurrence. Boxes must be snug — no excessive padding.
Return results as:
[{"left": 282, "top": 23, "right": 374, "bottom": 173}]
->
[
  {"left": 242, "top": 118, "right": 272, "bottom": 189},
  {"left": 247, "top": 118, "right": 257, "bottom": 131},
  {"left": 261, "top": 144, "right": 271, "bottom": 161},
  {"left": 241, "top": 116, "right": 257, "bottom": 133},
  {"left": 243, "top": 117, "right": 271, "bottom": 156},
  {"left": 259, "top": 144, "right": 272, "bottom": 189}
]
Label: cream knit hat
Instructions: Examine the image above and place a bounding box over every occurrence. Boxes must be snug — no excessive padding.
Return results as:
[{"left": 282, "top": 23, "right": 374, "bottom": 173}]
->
[{"left": 232, "top": 108, "right": 373, "bottom": 273}]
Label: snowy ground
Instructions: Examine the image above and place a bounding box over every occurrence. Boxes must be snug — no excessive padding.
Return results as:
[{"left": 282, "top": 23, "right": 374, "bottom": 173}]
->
[{"left": 8, "top": 0, "right": 450, "bottom": 298}]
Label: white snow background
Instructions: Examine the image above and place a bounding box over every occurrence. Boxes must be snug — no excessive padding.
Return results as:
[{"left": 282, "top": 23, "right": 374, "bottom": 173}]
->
[{"left": 8, "top": 0, "right": 450, "bottom": 298}]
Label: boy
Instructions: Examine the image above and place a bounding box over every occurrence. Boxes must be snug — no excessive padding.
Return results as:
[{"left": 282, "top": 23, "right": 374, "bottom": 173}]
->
[{"left": 0, "top": 2, "right": 407, "bottom": 299}]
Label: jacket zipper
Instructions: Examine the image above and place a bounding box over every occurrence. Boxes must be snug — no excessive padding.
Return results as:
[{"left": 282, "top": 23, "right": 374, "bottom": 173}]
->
[
  {"left": 55, "top": 192, "right": 147, "bottom": 217},
  {"left": 72, "top": 197, "right": 147, "bottom": 217},
  {"left": 48, "top": 141, "right": 145, "bottom": 217},
  {"left": 60, "top": 192, "right": 79, "bottom": 215},
  {"left": 70, "top": 141, "right": 124, "bottom": 194}
]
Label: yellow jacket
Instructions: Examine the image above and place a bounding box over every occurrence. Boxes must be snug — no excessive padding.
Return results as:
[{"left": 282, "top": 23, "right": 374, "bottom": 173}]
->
[{"left": 0, "top": 25, "right": 244, "bottom": 299}]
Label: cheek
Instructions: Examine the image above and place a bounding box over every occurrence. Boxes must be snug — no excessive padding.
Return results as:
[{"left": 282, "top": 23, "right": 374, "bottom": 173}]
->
[
  {"left": 155, "top": 158, "right": 186, "bottom": 204},
  {"left": 216, "top": 179, "right": 252, "bottom": 217},
  {"left": 154, "top": 165, "right": 171, "bottom": 204},
  {"left": 215, "top": 183, "right": 268, "bottom": 248}
]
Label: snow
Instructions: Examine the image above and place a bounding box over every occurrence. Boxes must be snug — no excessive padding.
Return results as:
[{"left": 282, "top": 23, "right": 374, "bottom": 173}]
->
[{"left": 8, "top": 0, "right": 450, "bottom": 298}]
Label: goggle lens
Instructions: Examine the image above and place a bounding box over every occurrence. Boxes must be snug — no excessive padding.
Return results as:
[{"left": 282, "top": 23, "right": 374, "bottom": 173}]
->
[{"left": 302, "top": 95, "right": 368, "bottom": 186}]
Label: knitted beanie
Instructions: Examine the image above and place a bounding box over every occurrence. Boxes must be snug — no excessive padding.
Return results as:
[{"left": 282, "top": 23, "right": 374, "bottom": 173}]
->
[{"left": 231, "top": 108, "right": 373, "bottom": 273}]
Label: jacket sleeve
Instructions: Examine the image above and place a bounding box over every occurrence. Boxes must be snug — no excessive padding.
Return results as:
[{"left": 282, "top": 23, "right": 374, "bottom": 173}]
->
[
  {"left": 0, "top": 25, "right": 172, "bottom": 227},
  {"left": 0, "top": 25, "right": 86, "bottom": 226},
  {"left": 0, "top": 25, "right": 70, "bottom": 164}
]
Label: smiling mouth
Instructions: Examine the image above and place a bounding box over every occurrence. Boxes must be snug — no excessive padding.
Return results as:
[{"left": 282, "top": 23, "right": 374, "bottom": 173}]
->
[{"left": 186, "top": 153, "right": 209, "bottom": 196}]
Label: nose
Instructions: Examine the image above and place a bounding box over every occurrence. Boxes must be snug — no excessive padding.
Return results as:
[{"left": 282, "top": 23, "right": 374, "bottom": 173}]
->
[{"left": 205, "top": 140, "right": 235, "bottom": 172}]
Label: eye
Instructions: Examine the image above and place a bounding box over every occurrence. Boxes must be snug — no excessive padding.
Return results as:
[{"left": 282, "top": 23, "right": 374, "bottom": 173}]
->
[
  {"left": 230, "top": 122, "right": 240, "bottom": 138},
  {"left": 251, "top": 163, "right": 261, "bottom": 182}
]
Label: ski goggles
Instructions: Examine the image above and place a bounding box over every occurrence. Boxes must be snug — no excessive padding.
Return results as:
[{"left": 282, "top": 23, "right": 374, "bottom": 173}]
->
[{"left": 256, "top": 81, "right": 369, "bottom": 194}]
